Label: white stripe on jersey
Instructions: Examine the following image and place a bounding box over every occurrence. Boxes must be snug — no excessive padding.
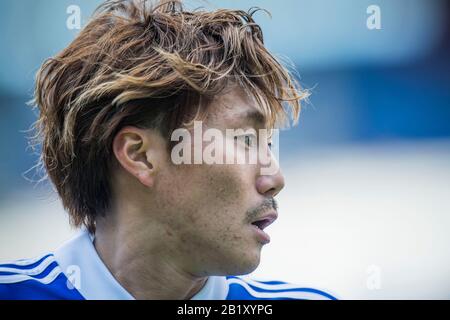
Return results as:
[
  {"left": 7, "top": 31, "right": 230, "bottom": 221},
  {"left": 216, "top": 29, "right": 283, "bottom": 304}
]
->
[
  {"left": 0, "top": 265, "right": 62, "bottom": 284},
  {"left": 0, "top": 254, "right": 51, "bottom": 267}
]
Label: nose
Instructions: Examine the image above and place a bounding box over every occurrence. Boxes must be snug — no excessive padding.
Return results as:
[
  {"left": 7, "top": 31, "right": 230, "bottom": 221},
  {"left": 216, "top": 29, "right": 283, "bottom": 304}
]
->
[{"left": 256, "top": 166, "right": 285, "bottom": 197}]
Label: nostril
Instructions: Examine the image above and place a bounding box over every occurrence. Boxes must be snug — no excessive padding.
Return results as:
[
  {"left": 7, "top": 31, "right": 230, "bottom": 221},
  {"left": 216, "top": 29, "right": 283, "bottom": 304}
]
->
[{"left": 264, "top": 187, "right": 278, "bottom": 197}]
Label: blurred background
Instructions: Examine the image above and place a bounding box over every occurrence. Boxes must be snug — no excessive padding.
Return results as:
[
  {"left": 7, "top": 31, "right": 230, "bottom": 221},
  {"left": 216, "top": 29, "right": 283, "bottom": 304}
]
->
[{"left": 0, "top": 0, "right": 449, "bottom": 299}]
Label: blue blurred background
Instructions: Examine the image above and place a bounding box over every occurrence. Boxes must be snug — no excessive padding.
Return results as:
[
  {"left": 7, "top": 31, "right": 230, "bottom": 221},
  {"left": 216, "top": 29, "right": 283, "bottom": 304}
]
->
[{"left": 0, "top": 0, "right": 449, "bottom": 299}]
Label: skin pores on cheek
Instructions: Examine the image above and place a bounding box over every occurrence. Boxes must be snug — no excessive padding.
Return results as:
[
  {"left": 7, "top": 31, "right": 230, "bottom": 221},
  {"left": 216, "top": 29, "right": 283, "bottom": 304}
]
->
[{"left": 159, "top": 157, "right": 262, "bottom": 276}]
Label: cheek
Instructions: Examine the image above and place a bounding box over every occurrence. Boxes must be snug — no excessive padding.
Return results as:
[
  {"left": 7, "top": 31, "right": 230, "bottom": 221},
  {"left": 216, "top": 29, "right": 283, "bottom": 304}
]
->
[
  {"left": 179, "top": 164, "right": 253, "bottom": 226},
  {"left": 206, "top": 164, "right": 255, "bottom": 209},
  {"left": 209, "top": 168, "right": 245, "bottom": 202},
  {"left": 156, "top": 157, "right": 258, "bottom": 244},
  {"left": 187, "top": 166, "right": 255, "bottom": 252},
  {"left": 157, "top": 163, "right": 262, "bottom": 273}
]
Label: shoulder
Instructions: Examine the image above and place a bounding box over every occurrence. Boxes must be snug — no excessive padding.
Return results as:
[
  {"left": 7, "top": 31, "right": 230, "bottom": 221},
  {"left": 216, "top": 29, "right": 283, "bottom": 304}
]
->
[
  {"left": 0, "top": 253, "right": 84, "bottom": 300},
  {"left": 225, "top": 275, "right": 338, "bottom": 300}
]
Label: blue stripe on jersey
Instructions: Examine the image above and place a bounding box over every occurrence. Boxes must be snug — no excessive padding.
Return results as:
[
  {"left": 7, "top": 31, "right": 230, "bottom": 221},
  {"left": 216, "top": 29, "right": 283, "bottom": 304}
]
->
[
  {"left": 251, "top": 280, "right": 288, "bottom": 285},
  {"left": 226, "top": 282, "right": 299, "bottom": 300},
  {"left": 246, "top": 281, "right": 336, "bottom": 297},
  {"left": 225, "top": 276, "right": 337, "bottom": 300}
]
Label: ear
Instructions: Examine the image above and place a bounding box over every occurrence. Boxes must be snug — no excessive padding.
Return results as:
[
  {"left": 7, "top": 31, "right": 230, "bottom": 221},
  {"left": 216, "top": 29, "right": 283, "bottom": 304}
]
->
[{"left": 112, "top": 126, "right": 166, "bottom": 188}]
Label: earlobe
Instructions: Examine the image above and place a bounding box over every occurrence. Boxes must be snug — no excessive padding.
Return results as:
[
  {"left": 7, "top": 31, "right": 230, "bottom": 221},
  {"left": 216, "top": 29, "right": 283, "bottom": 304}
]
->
[{"left": 137, "top": 170, "right": 154, "bottom": 188}]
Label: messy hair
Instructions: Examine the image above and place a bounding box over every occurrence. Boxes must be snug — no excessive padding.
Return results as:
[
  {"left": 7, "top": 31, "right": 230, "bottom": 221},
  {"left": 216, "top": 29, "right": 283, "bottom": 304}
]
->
[{"left": 29, "top": 0, "right": 307, "bottom": 233}]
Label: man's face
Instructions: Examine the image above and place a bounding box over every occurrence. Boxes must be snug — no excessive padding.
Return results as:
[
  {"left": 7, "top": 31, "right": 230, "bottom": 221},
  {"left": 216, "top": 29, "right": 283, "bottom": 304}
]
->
[{"left": 151, "top": 88, "right": 285, "bottom": 276}]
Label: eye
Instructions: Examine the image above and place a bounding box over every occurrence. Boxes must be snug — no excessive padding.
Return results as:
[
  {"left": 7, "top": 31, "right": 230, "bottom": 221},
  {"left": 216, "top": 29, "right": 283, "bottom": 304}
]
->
[
  {"left": 244, "top": 135, "right": 254, "bottom": 147},
  {"left": 234, "top": 135, "right": 256, "bottom": 148},
  {"left": 268, "top": 141, "right": 272, "bottom": 150}
]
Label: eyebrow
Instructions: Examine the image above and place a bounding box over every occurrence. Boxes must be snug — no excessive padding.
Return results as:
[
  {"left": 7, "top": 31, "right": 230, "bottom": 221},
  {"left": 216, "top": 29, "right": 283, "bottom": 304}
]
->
[{"left": 241, "top": 109, "right": 266, "bottom": 126}]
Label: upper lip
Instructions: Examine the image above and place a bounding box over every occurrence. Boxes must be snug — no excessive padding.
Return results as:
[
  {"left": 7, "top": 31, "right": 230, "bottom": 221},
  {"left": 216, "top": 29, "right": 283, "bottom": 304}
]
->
[{"left": 250, "top": 211, "right": 278, "bottom": 230}]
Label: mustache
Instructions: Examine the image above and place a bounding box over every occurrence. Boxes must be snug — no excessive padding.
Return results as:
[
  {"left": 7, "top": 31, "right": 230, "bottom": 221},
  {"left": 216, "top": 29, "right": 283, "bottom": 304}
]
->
[{"left": 246, "top": 198, "right": 278, "bottom": 221}]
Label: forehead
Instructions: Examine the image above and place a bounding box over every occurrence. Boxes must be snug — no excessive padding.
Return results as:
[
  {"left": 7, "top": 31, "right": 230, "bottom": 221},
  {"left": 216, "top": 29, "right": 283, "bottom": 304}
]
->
[{"left": 206, "top": 88, "right": 267, "bottom": 127}]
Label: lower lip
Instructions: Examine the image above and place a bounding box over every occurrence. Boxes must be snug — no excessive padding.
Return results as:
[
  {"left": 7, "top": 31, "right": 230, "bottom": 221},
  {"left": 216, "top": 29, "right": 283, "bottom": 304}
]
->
[{"left": 250, "top": 224, "right": 271, "bottom": 244}]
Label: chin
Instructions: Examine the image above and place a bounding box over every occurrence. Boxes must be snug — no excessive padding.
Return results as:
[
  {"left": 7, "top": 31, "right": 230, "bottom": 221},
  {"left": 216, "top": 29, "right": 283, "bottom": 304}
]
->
[{"left": 223, "top": 247, "right": 262, "bottom": 276}]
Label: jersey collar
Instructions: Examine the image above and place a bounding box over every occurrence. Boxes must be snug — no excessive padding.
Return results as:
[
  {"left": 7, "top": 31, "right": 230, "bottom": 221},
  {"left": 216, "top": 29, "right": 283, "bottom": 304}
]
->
[{"left": 54, "top": 230, "right": 229, "bottom": 300}]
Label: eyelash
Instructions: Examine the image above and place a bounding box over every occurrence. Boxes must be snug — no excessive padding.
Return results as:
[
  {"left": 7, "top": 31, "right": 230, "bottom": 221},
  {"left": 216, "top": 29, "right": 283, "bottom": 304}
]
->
[
  {"left": 234, "top": 135, "right": 255, "bottom": 147},
  {"left": 234, "top": 135, "right": 272, "bottom": 149},
  {"left": 244, "top": 135, "right": 255, "bottom": 147}
]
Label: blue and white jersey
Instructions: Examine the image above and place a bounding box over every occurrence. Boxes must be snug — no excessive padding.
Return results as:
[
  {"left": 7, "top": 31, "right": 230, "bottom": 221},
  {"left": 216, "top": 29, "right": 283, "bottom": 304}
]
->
[{"left": 0, "top": 230, "right": 337, "bottom": 300}]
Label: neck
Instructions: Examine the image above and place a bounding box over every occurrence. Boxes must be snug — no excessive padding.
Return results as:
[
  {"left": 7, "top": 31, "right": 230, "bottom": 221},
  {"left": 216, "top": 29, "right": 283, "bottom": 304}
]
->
[{"left": 93, "top": 212, "right": 208, "bottom": 300}]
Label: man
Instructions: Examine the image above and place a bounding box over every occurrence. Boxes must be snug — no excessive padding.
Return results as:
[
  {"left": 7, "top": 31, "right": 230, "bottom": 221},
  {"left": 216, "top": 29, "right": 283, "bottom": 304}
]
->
[{"left": 0, "top": 0, "right": 336, "bottom": 300}]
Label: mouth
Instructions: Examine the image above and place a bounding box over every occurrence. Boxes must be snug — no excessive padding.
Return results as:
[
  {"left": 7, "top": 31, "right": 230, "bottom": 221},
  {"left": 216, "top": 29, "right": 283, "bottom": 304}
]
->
[
  {"left": 250, "top": 212, "right": 277, "bottom": 230},
  {"left": 249, "top": 211, "right": 278, "bottom": 244}
]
